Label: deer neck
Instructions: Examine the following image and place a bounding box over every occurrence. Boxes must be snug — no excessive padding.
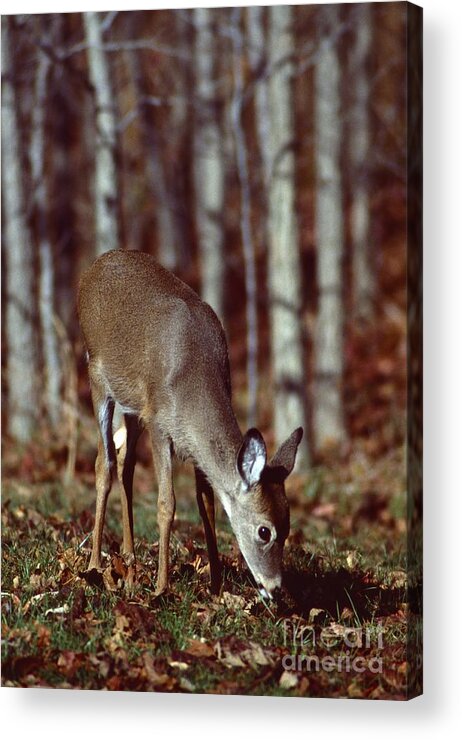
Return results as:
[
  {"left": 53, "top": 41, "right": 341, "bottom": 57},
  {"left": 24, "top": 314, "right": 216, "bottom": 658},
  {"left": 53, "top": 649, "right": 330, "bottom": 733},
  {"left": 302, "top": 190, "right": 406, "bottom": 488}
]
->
[{"left": 187, "top": 402, "right": 243, "bottom": 506}]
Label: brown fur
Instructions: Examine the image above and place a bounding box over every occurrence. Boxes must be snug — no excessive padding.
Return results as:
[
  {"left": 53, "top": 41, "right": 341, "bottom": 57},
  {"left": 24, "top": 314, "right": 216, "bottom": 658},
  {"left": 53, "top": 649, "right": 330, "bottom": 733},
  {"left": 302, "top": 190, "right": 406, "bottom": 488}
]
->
[{"left": 78, "top": 249, "right": 302, "bottom": 597}]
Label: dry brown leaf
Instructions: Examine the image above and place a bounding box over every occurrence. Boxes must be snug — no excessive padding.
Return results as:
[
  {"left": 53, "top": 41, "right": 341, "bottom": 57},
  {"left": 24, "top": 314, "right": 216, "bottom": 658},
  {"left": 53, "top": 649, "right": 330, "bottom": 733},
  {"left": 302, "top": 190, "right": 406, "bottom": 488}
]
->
[
  {"left": 190, "top": 554, "right": 209, "bottom": 576},
  {"left": 298, "top": 676, "right": 310, "bottom": 694},
  {"left": 142, "top": 653, "right": 171, "bottom": 687},
  {"left": 29, "top": 573, "right": 47, "bottom": 591},
  {"left": 102, "top": 566, "right": 122, "bottom": 592},
  {"left": 185, "top": 638, "right": 216, "bottom": 658},
  {"left": 115, "top": 613, "right": 130, "bottom": 632},
  {"left": 309, "top": 608, "right": 327, "bottom": 623},
  {"left": 35, "top": 623, "right": 51, "bottom": 648},
  {"left": 57, "top": 650, "right": 84, "bottom": 678}
]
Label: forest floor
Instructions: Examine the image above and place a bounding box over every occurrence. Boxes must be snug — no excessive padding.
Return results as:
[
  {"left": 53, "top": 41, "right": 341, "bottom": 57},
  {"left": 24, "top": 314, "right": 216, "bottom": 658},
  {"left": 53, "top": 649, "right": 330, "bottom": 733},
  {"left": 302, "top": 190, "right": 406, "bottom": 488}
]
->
[{"left": 1, "top": 435, "right": 420, "bottom": 699}]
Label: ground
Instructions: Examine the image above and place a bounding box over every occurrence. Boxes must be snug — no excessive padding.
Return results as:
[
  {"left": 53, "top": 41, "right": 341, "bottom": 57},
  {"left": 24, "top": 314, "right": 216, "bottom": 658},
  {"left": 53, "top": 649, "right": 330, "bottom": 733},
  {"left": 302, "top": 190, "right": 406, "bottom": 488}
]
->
[{"left": 1, "top": 437, "right": 420, "bottom": 699}]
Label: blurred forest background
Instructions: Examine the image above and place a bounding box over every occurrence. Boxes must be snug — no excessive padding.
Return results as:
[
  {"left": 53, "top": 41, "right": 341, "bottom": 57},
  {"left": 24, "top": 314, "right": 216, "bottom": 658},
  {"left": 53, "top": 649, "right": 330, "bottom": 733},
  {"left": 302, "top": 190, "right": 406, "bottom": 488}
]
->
[
  {"left": 2, "top": 2, "right": 409, "bottom": 474},
  {"left": 1, "top": 2, "right": 423, "bottom": 698}
]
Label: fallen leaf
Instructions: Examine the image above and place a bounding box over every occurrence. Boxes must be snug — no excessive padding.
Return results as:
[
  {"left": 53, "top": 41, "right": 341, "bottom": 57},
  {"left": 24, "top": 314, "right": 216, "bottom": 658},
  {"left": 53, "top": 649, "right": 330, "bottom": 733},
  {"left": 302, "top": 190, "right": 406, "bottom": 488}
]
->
[
  {"left": 179, "top": 677, "right": 195, "bottom": 692},
  {"left": 57, "top": 650, "right": 84, "bottom": 678},
  {"left": 386, "top": 570, "right": 407, "bottom": 589},
  {"left": 115, "top": 613, "right": 131, "bottom": 634},
  {"left": 45, "top": 604, "right": 70, "bottom": 617},
  {"left": 221, "top": 591, "right": 250, "bottom": 611},
  {"left": 279, "top": 670, "right": 299, "bottom": 689},
  {"left": 142, "top": 653, "right": 171, "bottom": 687},
  {"left": 309, "top": 608, "right": 327, "bottom": 624},
  {"left": 106, "top": 675, "right": 123, "bottom": 691},
  {"left": 114, "top": 600, "right": 157, "bottom": 638},
  {"left": 185, "top": 638, "right": 216, "bottom": 658},
  {"left": 298, "top": 676, "right": 310, "bottom": 694},
  {"left": 242, "top": 641, "right": 273, "bottom": 668},
  {"left": 35, "top": 623, "right": 51, "bottom": 648},
  {"left": 346, "top": 551, "right": 360, "bottom": 569},
  {"left": 169, "top": 660, "right": 189, "bottom": 671},
  {"left": 30, "top": 590, "right": 60, "bottom": 604},
  {"left": 217, "top": 648, "right": 246, "bottom": 669}
]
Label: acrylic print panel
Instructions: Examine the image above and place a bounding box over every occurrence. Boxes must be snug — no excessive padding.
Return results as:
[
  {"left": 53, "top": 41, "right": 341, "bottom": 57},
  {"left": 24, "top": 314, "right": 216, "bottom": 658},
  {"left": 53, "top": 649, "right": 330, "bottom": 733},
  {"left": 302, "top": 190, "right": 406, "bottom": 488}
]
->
[{"left": 1, "top": 1, "right": 422, "bottom": 699}]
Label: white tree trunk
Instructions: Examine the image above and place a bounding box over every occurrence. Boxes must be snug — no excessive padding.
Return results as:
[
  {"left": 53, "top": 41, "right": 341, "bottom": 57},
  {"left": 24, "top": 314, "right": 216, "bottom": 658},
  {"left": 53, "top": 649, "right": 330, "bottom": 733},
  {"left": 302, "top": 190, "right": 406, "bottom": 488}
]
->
[
  {"left": 230, "top": 7, "right": 258, "bottom": 428},
  {"left": 267, "top": 6, "right": 309, "bottom": 468},
  {"left": 30, "top": 42, "right": 62, "bottom": 430},
  {"left": 247, "top": 5, "right": 272, "bottom": 189},
  {"left": 168, "top": 9, "right": 191, "bottom": 270},
  {"left": 193, "top": 7, "right": 225, "bottom": 321},
  {"left": 84, "top": 11, "right": 120, "bottom": 254},
  {"left": 350, "top": 3, "right": 374, "bottom": 319},
  {"left": 2, "top": 21, "right": 39, "bottom": 442},
  {"left": 313, "top": 6, "right": 346, "bottom": 450}
]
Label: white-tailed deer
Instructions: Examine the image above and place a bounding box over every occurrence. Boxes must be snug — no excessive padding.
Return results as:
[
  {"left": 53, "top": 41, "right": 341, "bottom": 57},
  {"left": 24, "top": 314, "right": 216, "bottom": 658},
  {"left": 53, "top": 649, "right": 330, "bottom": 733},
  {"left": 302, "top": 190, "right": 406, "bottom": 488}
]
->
[{"left": 78, "top": 250, "right": 302, "bottom": 599}]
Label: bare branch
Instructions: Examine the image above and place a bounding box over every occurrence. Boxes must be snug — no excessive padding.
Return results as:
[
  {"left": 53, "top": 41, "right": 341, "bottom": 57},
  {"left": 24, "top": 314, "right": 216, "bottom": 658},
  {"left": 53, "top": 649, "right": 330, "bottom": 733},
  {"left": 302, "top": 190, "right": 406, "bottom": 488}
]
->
[
  {"left": 58, "top": 37, "right": 192, "bottom": 62},
  {"left": 100, "top": 10, "right": 118, "bottom": 35}
]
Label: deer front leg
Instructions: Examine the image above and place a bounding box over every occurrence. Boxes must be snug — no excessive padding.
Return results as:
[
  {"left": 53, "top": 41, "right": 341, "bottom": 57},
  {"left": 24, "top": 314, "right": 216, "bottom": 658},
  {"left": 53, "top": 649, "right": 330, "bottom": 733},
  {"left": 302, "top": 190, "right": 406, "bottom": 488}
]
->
[
  {"left": 149, "top": 425, "right": 175, "bottom": 596},
  {"left": 195, "top": 467, "right": 221, "bottom": 594}
]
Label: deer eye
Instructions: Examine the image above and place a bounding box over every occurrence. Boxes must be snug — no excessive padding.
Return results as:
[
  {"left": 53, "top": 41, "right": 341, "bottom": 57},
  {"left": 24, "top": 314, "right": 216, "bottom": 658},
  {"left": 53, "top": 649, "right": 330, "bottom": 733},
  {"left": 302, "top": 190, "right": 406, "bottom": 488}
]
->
[{"left": 258, "top": 526, "right": 271, "bottom": 543}]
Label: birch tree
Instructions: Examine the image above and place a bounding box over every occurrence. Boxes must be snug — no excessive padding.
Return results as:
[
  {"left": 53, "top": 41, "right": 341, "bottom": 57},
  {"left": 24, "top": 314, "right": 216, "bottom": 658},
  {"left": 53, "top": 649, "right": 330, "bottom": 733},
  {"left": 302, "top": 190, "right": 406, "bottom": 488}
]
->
[
  {"left": 247, "top": 5, "right": 272, "bottom": 190},
  {"left": 313, "top": 5, "right": 346, "bottom": 450},
  {"left": 267, "top": 5, "right": 309, "bottom": 468},
  {"left": 30, "top": 29, "right": 62, "bottom": 430},
  {"left": 168, "top": 10, "right": 192, "bottom": 270},
  {"left": 349, "top": 3, "right": 374, "bottom": 319},
  {"left": 230, "top": 7, "right": 258, "bottom": 428},
  {"left": 84, "top": 11, "right": 120, "bottom": 254},
  {"left": 193, "top": 7, "right": 225, "bottom": 321},
  {"left": 2, "top": 20, "right": 39, "bottom": 441}
]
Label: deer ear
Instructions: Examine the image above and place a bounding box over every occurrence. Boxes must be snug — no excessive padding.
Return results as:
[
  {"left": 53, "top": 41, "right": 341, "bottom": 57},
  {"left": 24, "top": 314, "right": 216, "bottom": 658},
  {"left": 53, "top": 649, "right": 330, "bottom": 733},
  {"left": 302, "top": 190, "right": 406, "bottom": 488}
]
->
[
  {"left": 237, "top": 428, "right": 267, "bottom": 489},
  {"left": 269, "top": 427, "right": 303, "bottom": 481}
]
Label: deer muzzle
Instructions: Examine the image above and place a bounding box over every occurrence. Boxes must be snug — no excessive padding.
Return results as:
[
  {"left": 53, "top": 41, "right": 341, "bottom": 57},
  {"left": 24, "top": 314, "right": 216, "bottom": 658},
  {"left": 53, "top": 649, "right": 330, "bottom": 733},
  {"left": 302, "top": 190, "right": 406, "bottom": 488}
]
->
[{"left": 256, "top": 573, "right": 282, "bottom": 600}]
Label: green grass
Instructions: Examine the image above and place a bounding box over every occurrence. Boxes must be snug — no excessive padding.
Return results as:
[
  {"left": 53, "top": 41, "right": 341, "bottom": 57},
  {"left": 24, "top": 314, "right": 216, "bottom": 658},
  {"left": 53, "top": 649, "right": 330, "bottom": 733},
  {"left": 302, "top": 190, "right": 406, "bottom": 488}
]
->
[{"left": 1, "top": 452, "right": 419, "bottom": 698}]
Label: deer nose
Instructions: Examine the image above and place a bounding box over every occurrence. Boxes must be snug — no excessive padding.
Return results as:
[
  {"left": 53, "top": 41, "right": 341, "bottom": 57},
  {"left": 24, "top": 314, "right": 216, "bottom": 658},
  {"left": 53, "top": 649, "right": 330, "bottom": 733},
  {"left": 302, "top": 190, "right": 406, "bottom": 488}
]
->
[{"left": 257, "top": 575, "right": 282, "bottom": 600}]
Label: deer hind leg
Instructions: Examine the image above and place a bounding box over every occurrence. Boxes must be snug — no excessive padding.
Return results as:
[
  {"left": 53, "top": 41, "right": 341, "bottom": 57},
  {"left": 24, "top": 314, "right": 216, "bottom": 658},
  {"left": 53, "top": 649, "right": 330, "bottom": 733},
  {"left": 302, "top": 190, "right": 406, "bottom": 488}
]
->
[
  {"left": 149, "top": 422, "right": 175, "bottom": 596},
  {"left": 116, "top": 413, "right": 142, "bottom": 586},
  {"left": 88, "top": 387, "right": 116, "bottom": 571},
  {"left": 195, "top": 467, "right": 221, "bottom": 594}
]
